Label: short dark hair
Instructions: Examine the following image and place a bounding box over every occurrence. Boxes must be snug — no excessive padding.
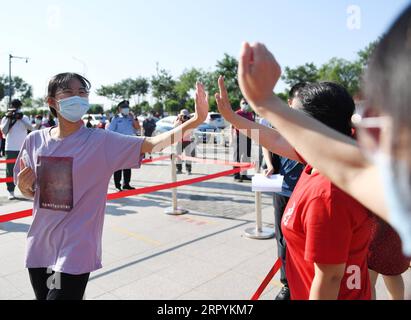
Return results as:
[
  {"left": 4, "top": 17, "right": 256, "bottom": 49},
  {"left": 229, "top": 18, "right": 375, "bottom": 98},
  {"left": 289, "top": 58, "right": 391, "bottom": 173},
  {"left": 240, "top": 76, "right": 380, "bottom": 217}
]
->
[
  {"left": 297, "top": 82, "right": 355, "bottom": 136},
  {"left": 11, "top": 99, "right": 22, "bottom": 109},
  {"left": 289, "top": 82, "right": 307, "bottom": 100},
  {"left": 117, "top": 100, "right": 130, "bottom": 109},
  {"left": 46, "top": 72, "right": 91, "bottom": 117}
]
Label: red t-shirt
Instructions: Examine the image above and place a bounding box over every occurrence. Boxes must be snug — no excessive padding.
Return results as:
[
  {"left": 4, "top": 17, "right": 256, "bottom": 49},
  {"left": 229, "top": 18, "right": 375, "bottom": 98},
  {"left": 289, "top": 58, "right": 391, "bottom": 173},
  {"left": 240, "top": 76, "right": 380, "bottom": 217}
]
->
[
  {"left": 232, "top": 110, "right": 254, "bottom": 135},
  {"left": 281, "top": 165, "right": 372, "bottom": 300}
]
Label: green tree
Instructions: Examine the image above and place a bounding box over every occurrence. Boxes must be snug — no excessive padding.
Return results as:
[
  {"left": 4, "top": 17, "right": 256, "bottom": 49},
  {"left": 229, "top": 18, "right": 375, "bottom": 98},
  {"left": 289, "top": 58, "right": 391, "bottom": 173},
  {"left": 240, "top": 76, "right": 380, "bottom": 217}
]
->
[
  {"left": 175, "top": 68, "right": 203, "bottom": 101},
  {"left": 281, "top": 63, "right": 319, "bottom": 87},
  {"left": 29, "top": 97, "right": 47, "bottom": 109},
  {"left": 151, "top": 69, "right": 177, "bottom": 112},
  {"left": 216, "top": 54, "right": 241, "bottom": 109},
  {"left": 96, "top": 84, "right": 123, "bottom": 102},
  {"left": 165, "top": 99, "right": 180, "bottom": 114},
  {"left": 152, "top": 101, "right": 164, "bottom": 116},
  {"left": 88, "top": 104, "right": 104, "bottom": 114},
  {"left": 318, "top": 58, "right": 362, "bottom": 96},
  {"left": 96, "top": 77, "right": 149, "bottom": 105},
  {"left": 357, "top": 40, "right": 379, "bottom": 67},
  {"left": 139, "top": 101, "right": 151, "bottom": 114},
  {"left": 0, "top": 75, "right": 32, "bottom": 101}
]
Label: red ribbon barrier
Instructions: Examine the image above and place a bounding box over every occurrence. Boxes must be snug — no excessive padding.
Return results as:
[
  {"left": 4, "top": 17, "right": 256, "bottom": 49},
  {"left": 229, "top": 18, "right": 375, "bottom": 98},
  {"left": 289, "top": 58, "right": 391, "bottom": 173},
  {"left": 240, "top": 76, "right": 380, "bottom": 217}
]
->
[
  {"left": 251, "top": 258, "right": 282, "bottom": 300},
  {"left": 0, "top": 177, "right": 13, "bottom": 183},
  {"left": 178, "top": 155, "right": 255, "bottom": 168},
  {"left": 0, "top": 165, "right": 250, "bottom": 223},
  {"left": 0, "top": 155, "right": 172, "bottom": 184},
  {"left": 106, "top": 166, "right": 249, "bottom": 201},
  {"left": 0, "top": 159, "right": 17, "bottom": 164},
  {"left": 0, "top": 209, "right": 33, "bottom": 223}
]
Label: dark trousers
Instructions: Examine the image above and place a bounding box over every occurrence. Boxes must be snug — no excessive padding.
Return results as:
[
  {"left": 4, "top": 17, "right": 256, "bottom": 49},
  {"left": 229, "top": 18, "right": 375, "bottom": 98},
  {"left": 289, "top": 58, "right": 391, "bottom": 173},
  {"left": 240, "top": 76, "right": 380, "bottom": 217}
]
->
[
  {"left": 0, "top": 138, "right": 5, "bottom": 156},
  {"left": 28, "top": 268, "right": 90, "bottom": 300},
  {"left": 6, "top": 150, "right": 19, "bottom": 193},
  {"left": 176, "top": 141, "right": 195, "bottom": 172},
  {"left": 233, "top": 132, "right": 252, "bottom": 177},
  {"left": 114, "top": 169, "right": 131, "bottom": 188},
  {"left": 273, "top": 193, "right": 290, "bottom": 287}
]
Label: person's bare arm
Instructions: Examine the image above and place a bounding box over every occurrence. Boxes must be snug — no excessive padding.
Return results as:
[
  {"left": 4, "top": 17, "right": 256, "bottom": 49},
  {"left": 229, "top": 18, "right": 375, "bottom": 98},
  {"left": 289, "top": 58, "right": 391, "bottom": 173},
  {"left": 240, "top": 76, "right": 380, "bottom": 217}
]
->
[
  {"left": 215, "top": 76, "right": 300, "bottom": 162},
  {"left": 310, "top": 263, "right": 346, "bottom": 300},
  {"left": 237, "top": 42, "right": 387, "bottom": 220},
  {"left": 142, "top": 83, "right": 208, "bottom": 154},
  {"left": 262, "top": 147, "right": 275, "bottom": 176}
]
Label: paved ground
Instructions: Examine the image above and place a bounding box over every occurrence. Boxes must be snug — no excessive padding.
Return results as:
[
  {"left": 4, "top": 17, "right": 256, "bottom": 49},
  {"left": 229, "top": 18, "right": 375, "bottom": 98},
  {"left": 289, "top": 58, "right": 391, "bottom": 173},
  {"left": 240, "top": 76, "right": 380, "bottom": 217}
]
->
[{"left": 0, "top": 142, "right": 410, "bottom": 300}]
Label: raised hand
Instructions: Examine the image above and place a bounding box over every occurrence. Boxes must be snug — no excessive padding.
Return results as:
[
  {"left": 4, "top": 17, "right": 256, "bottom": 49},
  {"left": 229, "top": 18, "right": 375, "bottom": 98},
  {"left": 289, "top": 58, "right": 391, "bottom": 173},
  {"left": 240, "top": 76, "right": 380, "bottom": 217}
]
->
[
  {"left": 215, "top": 76, "right": 235, "bottom": 121},
  {"left": 193, "top": 82, "right": 209, "bottom": 124},
  {"left": 238, "top": 42, "right": 281, "bottom": 109},
  {"left": 17, "top": 158, "right": 36, "bottom": 198}
]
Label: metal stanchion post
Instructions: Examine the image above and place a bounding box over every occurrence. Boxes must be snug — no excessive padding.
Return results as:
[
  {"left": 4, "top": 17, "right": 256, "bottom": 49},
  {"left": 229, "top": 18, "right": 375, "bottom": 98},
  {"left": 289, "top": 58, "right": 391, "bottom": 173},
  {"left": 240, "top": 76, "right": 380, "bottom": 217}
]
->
[
  {"left": 244, "top": 161, "right": 275, "bottom": 239},
  {"left": 164, "top": 154, "right": 189, "bottom": 215}
]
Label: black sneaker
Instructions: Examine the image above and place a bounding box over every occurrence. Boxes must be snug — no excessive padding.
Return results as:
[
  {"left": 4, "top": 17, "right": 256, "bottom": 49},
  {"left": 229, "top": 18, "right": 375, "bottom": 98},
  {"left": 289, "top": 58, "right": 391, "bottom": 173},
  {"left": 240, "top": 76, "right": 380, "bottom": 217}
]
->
[
  {"left": 241, "top": 175, "right": 252, "bottom": 182},
  {"left": 275, "top": 286, "right": 290, "bottom": 300},
  {"left": 115, "top": 186, "right": 123, "bottom": 192},
  {"left": 122, "top": 185, "right": 136, "bottom": 190}
]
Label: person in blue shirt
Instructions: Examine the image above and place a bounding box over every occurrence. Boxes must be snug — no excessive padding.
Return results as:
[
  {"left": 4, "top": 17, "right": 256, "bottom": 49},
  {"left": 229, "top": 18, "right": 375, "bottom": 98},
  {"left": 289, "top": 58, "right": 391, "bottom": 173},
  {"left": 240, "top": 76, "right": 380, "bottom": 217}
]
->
[
  {"left": 107, "top": 100, "right": 141, "bottom": 191},
  {"left": 261, "top": 83, "right": 306, "bottom": 300}
]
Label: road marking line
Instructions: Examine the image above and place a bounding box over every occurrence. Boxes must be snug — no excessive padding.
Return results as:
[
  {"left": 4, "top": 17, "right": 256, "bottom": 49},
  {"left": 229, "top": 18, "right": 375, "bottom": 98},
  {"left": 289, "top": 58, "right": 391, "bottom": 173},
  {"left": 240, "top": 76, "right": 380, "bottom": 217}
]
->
[{"left": 111, "top": 226, "right": 162, "bottom": 246}]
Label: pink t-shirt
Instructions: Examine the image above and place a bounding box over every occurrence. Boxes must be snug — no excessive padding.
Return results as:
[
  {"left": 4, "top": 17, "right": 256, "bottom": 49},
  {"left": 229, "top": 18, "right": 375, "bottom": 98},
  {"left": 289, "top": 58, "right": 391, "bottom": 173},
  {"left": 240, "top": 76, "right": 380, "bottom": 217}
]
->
[{"left": 14, "top": 125, "right": 145, "bottom": 274}]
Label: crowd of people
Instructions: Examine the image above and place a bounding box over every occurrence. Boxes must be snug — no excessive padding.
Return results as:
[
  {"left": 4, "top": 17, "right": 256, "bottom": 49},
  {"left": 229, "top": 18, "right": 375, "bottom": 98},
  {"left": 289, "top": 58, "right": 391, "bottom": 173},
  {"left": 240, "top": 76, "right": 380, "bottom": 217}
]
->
[{"left": 1, "top": 4, "right": 411, "bottom": 300}]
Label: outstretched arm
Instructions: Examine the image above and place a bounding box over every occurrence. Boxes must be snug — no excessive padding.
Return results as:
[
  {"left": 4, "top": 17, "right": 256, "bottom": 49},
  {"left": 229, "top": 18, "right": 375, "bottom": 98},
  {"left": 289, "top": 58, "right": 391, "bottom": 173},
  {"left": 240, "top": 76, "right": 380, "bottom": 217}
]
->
[
  {"left": 215, "top": 76, "right": 300, "bottom": 162},
  {"left": 141, "top": 82, "right": 208, "bottom": 154},
  {"left": 237, "top": 42, "right": 387, "bottom": 220}
]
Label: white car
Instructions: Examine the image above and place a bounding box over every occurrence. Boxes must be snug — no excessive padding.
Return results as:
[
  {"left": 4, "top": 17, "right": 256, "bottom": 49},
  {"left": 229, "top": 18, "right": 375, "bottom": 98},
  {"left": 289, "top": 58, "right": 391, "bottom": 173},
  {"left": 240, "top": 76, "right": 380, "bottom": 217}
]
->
[
  {"left": 152, "top": 116, "right": 177, "bottom": 135},
  {"left": 82, "top": 114, "right": 107, "bottom": 127},
  {"left": 205, "top": 112, "right": 226, "bottom": 129}
]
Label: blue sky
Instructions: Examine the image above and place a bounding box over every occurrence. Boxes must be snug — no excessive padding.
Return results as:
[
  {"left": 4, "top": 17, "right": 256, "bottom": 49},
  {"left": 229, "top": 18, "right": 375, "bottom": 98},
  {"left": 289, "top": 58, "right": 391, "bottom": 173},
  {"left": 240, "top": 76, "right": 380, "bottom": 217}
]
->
[{"left": 0, "top": 0, "right": 409, "bottom": 109}]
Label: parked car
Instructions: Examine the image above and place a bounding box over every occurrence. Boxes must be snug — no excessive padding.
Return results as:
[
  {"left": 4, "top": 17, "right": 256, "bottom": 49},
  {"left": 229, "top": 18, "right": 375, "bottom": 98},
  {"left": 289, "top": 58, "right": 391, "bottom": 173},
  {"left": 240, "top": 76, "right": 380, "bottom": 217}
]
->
[
  {"left": 152, "top": 116, "right": 177, "bottom": 135},
  {"left": 153, "top": 115, "right": 226, "bottom": 144},
  {"left": 82, "top": 114, "right": 107, "bottom": 127},
  {"left": 193, "top": 122, "right": 222, "bottom": 143},
  {"left": 206, "top": 112, "right": 226, "bottom": 129}
]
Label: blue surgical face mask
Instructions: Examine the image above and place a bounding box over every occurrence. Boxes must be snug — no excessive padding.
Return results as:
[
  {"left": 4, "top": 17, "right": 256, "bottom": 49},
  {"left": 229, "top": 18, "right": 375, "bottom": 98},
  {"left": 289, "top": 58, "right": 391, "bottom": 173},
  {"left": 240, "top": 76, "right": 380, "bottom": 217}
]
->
[
  {"left": 241, "top": 103, "right": 250, "bottom": 112},
  {"left": 121, "top": 108, "right": 130, "bottom": 116},
  {"left": 373, "top": 152, "right": 411, "bottom": 256},
  {"left": 57, "top": 96, "right": 90, "bottom": 123}
]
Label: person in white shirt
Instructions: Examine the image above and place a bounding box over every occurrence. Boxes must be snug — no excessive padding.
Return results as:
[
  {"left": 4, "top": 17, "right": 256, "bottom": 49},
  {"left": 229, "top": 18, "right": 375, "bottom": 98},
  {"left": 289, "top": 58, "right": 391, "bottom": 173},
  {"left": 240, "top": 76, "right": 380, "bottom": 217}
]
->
[{"left": 0, "top": 99, "right": 33, "bottom": 199}]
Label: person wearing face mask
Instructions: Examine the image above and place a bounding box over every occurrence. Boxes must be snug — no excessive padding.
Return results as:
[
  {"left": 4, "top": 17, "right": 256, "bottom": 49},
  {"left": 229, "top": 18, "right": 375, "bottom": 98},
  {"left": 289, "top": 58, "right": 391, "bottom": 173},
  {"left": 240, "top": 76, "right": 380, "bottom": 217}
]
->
[
  {"left": 234, "top": 5, "right": 411, "bottom": 260},
  {"left": 231, "top": 98, "right": 254, "bottom": 182},
  {"left": 217, "top": 78, "right": 373, "bottom": 300},
  {"left": 107, "top": 100, "right": 141, "bottom": 192},
  {"left": 0, "top": 99, "right": 33, "bottom": 200},
  {"left": 13, "top": 72, "right": 209, "bottom": 300},
  {"left": 33, "top": 115, "right": 47, "bottom": 131}
]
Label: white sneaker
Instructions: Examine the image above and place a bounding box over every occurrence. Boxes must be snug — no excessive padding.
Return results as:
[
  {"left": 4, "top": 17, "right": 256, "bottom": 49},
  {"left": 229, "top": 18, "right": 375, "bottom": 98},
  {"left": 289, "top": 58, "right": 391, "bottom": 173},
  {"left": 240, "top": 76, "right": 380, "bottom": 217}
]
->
[{"left": 8, "top": 192, "right": 16, "bottom": 200}]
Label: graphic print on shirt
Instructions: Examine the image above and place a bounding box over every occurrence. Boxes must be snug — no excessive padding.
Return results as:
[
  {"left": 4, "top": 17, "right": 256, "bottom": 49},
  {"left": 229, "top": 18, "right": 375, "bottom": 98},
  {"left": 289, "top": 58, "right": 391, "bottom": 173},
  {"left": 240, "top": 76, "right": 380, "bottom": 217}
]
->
[
  {"left": 38, "top": 156, "right": 73, "bottom": 212},
  {"left": 283, "top": 201, "right": 296, "bottom": 226}
]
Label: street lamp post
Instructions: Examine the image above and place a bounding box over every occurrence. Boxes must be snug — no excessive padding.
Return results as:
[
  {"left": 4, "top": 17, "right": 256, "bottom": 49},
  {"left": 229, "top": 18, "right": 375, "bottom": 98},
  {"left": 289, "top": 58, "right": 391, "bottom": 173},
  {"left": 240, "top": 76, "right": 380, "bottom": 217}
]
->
[
  {"left": 8, "top": 54, "right": 29, "bottom": 107},
  {"left": 72, "top": 56, "right": 87, "bottom": 76}
]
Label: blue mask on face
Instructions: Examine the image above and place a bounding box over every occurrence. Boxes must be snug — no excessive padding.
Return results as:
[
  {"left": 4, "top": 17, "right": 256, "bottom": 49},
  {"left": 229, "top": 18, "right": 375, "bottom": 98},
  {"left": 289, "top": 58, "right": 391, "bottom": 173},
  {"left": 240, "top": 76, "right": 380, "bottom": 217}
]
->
[
  {"left": 374, "top": 152, "right": 411, "bottom": 256},
  {"left": 57, "top": 96, "right": 90, "bottom": 123}
]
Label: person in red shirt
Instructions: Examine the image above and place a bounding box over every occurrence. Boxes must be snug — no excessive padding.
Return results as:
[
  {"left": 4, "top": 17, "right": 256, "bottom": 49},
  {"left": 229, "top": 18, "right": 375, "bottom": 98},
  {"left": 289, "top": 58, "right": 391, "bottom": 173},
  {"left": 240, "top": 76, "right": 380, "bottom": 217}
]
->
[
  {"left": 216, "top": 78, "right": 372, "bottom": 300},
  {"left": 231, "top": 98, "right": 254, "bottom": 182},
  {"left": 282, "top": 164, "right": 372, "bottom": 299}
]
